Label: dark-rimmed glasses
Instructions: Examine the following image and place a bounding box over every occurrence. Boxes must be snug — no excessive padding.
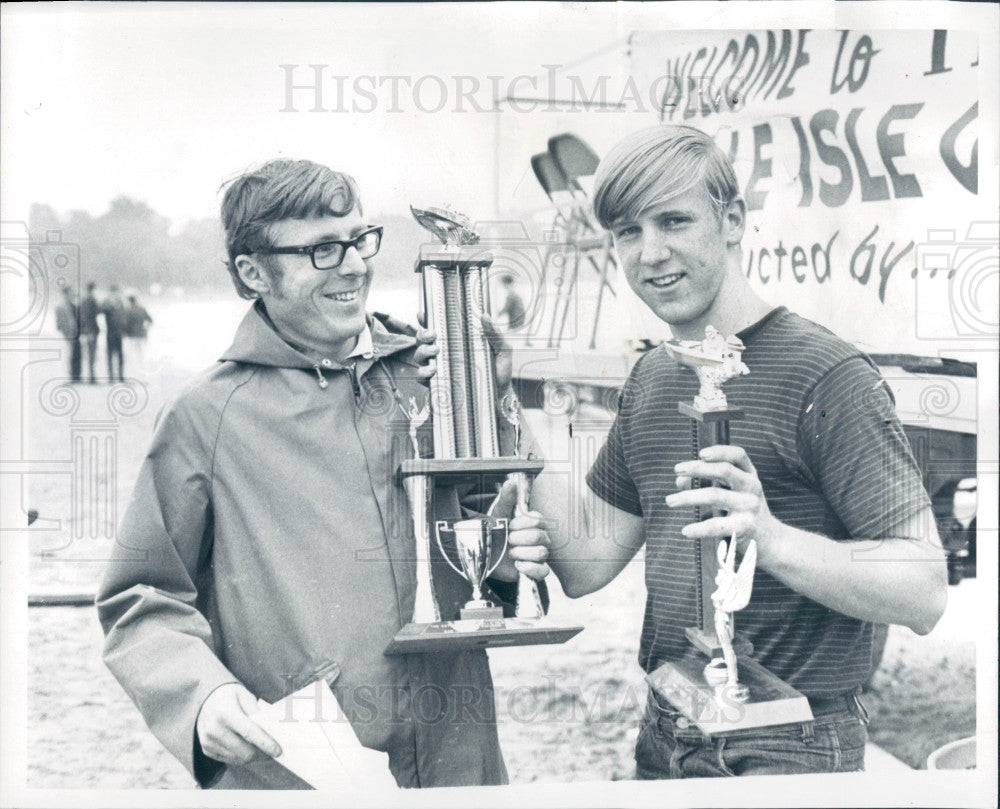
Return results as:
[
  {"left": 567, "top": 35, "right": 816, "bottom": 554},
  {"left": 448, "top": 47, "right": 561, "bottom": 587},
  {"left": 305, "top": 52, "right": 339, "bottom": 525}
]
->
[{"left": 256, "top": 226, "right": 382, "bottom": 270}]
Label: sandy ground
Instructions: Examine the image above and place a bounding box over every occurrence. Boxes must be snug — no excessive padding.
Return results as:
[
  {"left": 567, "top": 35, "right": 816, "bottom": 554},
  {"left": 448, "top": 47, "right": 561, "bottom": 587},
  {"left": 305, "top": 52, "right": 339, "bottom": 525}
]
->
[
  {"left": 19, "top": 308, "right": 978, "bottom": 788},
  {"left": 25, "top": 544, "right": 979, "bottom": 787}
]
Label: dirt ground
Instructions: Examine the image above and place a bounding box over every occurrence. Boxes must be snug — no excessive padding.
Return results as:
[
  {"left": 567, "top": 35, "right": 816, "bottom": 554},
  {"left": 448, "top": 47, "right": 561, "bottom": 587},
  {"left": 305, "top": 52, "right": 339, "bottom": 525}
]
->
[
  {"left": 19, "top": 306, "right": 978, "bottom": 788},
  {"left": 25, "top": 568, "right": 978, "bottom": 788}
]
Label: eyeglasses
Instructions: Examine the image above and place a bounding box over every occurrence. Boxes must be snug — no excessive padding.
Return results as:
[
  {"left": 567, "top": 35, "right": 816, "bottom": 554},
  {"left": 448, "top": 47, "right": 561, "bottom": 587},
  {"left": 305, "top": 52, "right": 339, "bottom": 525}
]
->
[{"left": 257, "top": 226, "right": 383, "bottom": 270}]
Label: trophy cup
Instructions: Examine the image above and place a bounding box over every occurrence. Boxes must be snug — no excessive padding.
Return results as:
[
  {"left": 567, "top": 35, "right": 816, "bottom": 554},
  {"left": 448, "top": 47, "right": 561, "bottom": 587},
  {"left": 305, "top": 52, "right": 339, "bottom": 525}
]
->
[
  {"left": 645, "top": 327, "right": 813, "bottom": 733},
  {"left": 435, "top": 517, "right": 509, "bottom": 621},
  {"left": 385, "top": 206, "right": 582, "bottom": 654}
]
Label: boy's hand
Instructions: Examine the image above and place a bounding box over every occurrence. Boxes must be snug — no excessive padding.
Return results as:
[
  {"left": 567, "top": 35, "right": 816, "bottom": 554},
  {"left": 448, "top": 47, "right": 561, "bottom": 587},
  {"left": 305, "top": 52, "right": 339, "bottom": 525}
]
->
[{"left": 488, "top": 478, "right": 550, "bottom": 583}]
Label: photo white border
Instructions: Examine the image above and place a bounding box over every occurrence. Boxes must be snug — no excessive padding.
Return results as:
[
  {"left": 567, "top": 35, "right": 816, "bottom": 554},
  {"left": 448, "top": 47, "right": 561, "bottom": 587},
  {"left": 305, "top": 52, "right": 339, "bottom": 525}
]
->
[{"left": 1, "top": 2, "right": 996, "bottom": 807}]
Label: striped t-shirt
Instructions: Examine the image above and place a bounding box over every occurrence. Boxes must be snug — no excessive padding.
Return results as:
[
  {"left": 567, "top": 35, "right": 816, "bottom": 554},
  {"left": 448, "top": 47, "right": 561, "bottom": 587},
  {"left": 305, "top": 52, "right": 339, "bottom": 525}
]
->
[{"left": 586, "top": 307, "right": 930, "bottom": 697}]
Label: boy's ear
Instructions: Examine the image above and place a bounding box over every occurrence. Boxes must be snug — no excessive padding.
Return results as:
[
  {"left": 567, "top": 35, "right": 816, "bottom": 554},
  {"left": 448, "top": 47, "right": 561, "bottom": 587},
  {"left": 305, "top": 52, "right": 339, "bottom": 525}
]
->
[
  {"left": 235, "top": 255, "right": 271, "bottom": 296},
  {"left": 723, "top": 198, "right": 747, "bottom": 246}
]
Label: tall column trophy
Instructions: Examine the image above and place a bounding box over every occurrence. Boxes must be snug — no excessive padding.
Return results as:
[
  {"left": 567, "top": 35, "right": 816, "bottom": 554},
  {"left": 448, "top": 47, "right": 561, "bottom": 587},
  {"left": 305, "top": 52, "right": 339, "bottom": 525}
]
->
[
  {"left": 645, "top": 327, "right": 813, "bottom": 733},
  {"left": 385, "top": 206, "right": 582, "bottom": 655}
]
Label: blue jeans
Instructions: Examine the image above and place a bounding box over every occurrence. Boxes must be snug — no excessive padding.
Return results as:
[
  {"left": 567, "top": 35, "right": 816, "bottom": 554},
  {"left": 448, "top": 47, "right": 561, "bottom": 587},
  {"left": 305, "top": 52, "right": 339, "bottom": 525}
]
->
[{"left": 635, "top": 687, "right": 869, "bottom": 778}]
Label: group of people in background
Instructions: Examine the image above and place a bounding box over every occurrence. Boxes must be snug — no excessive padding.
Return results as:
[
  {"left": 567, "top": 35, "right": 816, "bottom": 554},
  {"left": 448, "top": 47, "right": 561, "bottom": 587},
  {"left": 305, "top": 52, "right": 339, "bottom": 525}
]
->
[{"left": 54, "top": 282, "right": 152, "bottom": 383}]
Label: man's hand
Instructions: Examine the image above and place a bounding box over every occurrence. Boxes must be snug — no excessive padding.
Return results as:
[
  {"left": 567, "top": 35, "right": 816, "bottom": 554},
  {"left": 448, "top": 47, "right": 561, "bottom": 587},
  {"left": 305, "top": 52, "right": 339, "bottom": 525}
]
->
[
  {"left": 665, "top": 445, "right": 780, "bottom": 556},
  {"left": 196, "top": 683, "right": 282, "bottom": 767},
  {"left": 413, "top": 315, "right": 513, "bottom": 390},
  {"left": 488, "top": 478, "right": 550, "bottom": 583},
  {"left": 413, "top": 327, "right": 439, "bottom": 382}
]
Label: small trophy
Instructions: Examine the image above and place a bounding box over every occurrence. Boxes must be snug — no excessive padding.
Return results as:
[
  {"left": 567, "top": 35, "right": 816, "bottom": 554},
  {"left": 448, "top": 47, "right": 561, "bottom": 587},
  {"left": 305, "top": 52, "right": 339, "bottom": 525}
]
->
[
  {"left": 645, "top": 327, "right": 813, "bottom": 733},
  {"left": 385, "top": 206, "right": 582, "bottom": 655},
  {"left": 435, "top": 517, "right": 509, "bottom": 621}
]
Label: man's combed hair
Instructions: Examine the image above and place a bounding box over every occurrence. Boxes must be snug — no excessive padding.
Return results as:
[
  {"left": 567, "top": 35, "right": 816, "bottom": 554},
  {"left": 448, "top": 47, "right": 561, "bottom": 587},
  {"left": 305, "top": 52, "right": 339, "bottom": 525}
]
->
[
  {"left": 220, "top": 159, "right": 363, "bottom": 299},
  {"left": 592, "top": 125, "right": 739, "bottom": 230}
]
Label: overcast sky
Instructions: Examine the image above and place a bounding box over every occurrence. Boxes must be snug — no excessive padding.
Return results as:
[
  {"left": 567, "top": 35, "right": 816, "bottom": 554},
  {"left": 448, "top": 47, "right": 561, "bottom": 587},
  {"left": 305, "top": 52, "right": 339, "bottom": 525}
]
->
[
  {"left": 4, "top": 1, "right": 981, "bottom": 229},
  {"left": 3, "top": 1, "right": 995, "bottom": 231},
  {"left": 2, "top": 3, "right": 634, "bottom": 225}
]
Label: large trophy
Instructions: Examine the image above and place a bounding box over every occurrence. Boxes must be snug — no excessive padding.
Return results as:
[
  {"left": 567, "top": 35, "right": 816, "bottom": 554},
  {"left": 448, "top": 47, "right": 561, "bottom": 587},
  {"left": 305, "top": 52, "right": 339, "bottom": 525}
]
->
[
  {"left": 645, "top": 327, "right": 813, "bottom": 732},
  {"left": 385, "top": 206, "right": 582, "bottom": 655}
]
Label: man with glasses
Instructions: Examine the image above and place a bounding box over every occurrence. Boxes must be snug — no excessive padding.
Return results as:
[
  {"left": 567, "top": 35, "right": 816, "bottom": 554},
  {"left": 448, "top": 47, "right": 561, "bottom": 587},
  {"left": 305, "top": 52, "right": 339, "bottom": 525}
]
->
[{"left": 97, "top": 159, "right": 550, "bottom": 789}]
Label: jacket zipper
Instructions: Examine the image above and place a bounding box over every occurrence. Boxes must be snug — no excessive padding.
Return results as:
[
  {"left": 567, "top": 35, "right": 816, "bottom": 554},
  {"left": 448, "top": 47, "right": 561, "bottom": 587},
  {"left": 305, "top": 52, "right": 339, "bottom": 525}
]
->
[
  {"left": 348, "top": 363, "right": 362, "bottom": 402},
  {"left": 311, "top": 362, "right": 361, "bottom": 402}
]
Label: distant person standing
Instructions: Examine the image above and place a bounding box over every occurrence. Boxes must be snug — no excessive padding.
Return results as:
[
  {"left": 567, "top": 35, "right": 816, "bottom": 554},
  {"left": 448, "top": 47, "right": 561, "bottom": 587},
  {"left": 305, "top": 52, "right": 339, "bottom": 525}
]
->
[
  {"left": 497, "top": 273, "right": 527, "bottom": 330},
  {"left": 102, "top": 286, "right": 126, "bottom": 382},
  {"left": 80, "top": 282, "right": 101, "bottom": 384},
  {"left": 55, "top": 285, "right": 82, "bottom": 383},
  {"left": 124, "top": 294, "right": 153, "bottom": 369}
]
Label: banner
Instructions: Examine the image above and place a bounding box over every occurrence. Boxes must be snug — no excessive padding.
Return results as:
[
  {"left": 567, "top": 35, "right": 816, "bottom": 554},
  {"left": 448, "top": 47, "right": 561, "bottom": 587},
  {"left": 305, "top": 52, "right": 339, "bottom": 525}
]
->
[{"left": 630, "top": 29, "right": 995, "bottom": 356}]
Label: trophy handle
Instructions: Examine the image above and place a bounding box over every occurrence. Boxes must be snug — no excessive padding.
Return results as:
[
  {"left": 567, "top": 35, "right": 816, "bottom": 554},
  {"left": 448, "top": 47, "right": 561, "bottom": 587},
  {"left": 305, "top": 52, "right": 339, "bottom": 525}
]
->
[
  {"left": 485, "top": 518, "right": 509, "bottom": 579},
  {"left": 434, "top": 521, "right": 467, "bottom": 579}
]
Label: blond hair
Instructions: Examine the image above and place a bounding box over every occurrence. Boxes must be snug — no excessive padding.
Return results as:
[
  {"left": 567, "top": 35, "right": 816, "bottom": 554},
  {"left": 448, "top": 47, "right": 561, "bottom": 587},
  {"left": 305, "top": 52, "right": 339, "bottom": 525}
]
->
[{"left": 592, "top": 125, "right": 739, "bottom": 229}]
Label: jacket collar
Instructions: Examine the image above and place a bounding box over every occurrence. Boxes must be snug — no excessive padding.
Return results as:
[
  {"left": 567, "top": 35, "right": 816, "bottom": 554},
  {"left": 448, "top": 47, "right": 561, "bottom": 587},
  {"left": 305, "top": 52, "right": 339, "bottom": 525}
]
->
[{"left": 219, "top": 300, "right": 416, "bottom": 369}]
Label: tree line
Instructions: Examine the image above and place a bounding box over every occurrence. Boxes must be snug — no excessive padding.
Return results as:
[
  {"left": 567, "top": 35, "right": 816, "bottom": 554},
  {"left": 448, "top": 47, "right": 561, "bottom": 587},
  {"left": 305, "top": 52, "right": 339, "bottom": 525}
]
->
[{"left": 29, "top": 197, "right": 431, "bottom": 295}]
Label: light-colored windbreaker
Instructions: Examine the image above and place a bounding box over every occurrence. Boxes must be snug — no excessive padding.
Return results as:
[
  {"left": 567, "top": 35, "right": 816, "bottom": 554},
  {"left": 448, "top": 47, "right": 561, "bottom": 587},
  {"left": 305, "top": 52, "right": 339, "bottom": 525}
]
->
[{"left": 97, "top": 303, "right": 511, "bottom": 789}]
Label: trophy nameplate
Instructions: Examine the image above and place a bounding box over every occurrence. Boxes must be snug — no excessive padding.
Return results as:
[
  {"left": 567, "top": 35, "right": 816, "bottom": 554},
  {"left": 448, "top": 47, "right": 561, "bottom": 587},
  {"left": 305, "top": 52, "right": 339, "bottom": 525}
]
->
[
  {"left": 646, "top": 327, "right": 813, "bottom": 732},
  {"left": 386, "top": 206, "right": 582, "bottom": 656}
]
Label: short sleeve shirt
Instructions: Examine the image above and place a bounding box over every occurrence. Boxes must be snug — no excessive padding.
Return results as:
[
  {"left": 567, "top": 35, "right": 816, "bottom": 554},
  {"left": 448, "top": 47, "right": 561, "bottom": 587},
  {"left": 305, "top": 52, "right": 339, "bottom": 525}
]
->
[{"left": 586, "top": 307, "right": 930, "bottom": 697}]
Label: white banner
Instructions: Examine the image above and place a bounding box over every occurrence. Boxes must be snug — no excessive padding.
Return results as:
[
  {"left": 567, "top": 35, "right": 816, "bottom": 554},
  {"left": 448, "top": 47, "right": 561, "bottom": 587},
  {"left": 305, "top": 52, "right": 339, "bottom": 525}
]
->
[{"left": 630, "top": 29, "right": 996, "bottom": 356}]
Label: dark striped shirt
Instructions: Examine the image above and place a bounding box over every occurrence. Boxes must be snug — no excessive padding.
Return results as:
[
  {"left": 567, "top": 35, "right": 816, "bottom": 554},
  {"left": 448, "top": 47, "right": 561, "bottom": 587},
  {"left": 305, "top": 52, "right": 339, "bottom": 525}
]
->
[{"left": 586, "top": 307, "right": 930, "bottom": 697}]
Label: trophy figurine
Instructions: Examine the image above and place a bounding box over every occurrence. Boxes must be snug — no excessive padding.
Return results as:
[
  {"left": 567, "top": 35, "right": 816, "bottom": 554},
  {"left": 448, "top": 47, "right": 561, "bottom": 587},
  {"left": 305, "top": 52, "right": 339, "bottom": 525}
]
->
[
  {"left": 399, "top": 395, "right": 439, "bottom": 624},
  {"left": 702, "top": 536, "right": 757, "bottom": 701},
  {"left": 645, "top": 327, "right": 813, "bottom": 733},
  {"left": 385, "top": 205, "right": 582, "bottom": 654}
]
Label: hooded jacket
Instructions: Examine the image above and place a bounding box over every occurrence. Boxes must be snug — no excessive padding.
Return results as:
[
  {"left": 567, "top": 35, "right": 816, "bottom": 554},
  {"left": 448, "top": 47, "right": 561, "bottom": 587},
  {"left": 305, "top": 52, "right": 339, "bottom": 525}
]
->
[{"left": 97, "top": 302, "right": 511, "bottom": 789}]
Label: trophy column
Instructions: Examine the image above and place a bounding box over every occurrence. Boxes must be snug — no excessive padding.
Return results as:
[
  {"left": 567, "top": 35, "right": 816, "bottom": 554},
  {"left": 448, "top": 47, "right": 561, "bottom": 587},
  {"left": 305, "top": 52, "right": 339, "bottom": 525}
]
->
[
  {"left": 678, "top": 404, "right": 753, "bottom": 659},
  {"left": 645, "top": 329, "right": 814, "bottom": 734}
]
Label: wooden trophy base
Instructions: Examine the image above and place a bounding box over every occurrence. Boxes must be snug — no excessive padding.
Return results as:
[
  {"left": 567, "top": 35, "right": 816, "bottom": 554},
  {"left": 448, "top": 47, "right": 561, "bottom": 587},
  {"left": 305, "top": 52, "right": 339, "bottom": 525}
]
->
[
  {"left": 386, "top": 618, "right": 582, "bottom": 655},
  {"left": 460, "top": 604, "right": 505, "bottom": 620},
  {"left": 646, "top": 652, "right": 813, "bottom": 735},
  {"left": 684, "top": 627, "right": 753, "bottom": 659},
  {"left": 398, "top": 457, "right": 544, "bottom": 482}
]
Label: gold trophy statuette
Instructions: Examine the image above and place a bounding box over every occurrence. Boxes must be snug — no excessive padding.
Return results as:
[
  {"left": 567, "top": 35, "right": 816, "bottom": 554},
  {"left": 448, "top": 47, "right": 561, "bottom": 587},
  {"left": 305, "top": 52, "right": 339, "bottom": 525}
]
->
[
  {"left": 385, "top": 205, "right": 581, "bottom": 654},
  {"left": 645, "top": 327, "right": 813, "bottom": 733}
]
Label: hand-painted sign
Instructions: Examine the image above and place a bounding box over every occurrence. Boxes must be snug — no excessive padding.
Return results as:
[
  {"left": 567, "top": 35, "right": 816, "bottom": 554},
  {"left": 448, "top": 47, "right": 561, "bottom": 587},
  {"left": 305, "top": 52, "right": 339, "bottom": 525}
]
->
[{"left": 630, "top": 29, "right": 995, "bottom": 355}]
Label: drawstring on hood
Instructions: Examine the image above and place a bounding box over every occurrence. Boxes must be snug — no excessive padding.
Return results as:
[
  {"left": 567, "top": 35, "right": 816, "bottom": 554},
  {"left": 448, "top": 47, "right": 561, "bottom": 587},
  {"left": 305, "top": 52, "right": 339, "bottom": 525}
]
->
[{"left": 312, "top": 365, "right": 330, "bottom": 389}]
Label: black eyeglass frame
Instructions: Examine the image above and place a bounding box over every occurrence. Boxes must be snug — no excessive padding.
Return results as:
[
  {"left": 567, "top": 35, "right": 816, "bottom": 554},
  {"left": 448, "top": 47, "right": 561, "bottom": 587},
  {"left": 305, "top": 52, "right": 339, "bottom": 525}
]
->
[{"left": 255, "top": 226, "right": 383, "bottom": 270}]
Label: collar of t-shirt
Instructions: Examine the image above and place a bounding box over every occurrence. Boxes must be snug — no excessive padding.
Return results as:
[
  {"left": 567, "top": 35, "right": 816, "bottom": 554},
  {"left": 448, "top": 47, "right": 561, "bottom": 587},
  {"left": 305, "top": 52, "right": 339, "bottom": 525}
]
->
[{"left": 736, "top": 305, "right": 788, "bottom": 344}]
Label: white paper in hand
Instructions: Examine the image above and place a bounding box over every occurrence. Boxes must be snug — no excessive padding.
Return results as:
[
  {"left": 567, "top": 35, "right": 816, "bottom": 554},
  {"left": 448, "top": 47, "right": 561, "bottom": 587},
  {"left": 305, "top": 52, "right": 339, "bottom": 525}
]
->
[{"left": 250, "top": 679, "right": 397, "bottom": 791}]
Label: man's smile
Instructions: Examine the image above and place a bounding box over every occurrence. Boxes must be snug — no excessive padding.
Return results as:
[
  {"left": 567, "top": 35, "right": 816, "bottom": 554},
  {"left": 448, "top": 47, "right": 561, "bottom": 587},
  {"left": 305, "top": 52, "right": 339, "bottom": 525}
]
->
[
  {"left": 646, "top": 272, "right": 685, "bottom": 289},
  {"left": 323, "top": 288, "right": 362, "bottom": 303}
]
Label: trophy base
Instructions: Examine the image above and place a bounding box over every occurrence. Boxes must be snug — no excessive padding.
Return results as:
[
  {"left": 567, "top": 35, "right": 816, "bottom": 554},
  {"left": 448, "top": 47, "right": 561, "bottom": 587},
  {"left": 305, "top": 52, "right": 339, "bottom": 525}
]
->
[
  {"left": 460, "top": 604, "right": 504, "bottom": 620},
  {"left": 646, "top": 653, "right": 813, "bottom": 735},
  {"left": 684, "top": 627, "right": 753, "bottom": 658},
  {"left": 385, "top": 618, "right": 583, "bottom": 655}
]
